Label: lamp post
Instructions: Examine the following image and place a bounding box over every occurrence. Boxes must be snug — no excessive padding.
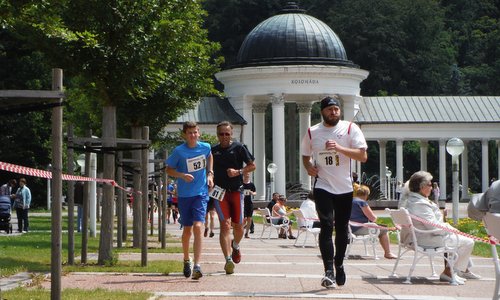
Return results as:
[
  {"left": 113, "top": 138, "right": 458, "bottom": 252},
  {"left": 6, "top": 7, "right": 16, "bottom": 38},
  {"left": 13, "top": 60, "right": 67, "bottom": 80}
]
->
[
  {"left": 446, "top": 138, "right": 464, "bottom": 225},
  {"left": 267, "top": 163, "right": 278, "bottom": 198},
  {"left": 385, "top": 166, "right": 392, "bottom": 200}
]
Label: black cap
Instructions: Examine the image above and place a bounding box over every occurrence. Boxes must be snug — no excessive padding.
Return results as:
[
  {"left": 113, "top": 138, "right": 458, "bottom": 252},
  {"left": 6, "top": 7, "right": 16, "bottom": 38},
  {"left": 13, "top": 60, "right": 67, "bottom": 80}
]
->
[{"left": 320, "top": 96, "right": 340, "bottom": 110}]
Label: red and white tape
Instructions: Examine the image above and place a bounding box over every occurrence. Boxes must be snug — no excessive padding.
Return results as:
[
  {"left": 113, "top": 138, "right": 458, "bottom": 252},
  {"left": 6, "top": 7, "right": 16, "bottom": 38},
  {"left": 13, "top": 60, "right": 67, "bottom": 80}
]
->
[
  {"left": 409, "top": 213, "right": 494, "bottom": 245},
  {"left": 0, "top": 161, "right": 140, "bottom": 194},
  {"left": 349, "top": 220, "right": 397, "bottom": 231}
]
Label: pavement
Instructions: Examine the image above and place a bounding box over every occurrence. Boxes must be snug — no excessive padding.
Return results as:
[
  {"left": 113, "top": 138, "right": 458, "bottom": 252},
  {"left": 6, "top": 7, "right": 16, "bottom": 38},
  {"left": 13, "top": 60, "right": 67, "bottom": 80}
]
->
[{"left": 1, "top": 203, "right": 498, "bottom": 300}]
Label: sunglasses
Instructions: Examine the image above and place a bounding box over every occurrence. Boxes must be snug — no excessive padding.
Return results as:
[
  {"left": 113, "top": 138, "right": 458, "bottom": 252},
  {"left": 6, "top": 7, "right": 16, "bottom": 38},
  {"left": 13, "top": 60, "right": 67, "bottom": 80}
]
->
[{"left": 218, "top": 132, "right": 231, "bottom": 136}]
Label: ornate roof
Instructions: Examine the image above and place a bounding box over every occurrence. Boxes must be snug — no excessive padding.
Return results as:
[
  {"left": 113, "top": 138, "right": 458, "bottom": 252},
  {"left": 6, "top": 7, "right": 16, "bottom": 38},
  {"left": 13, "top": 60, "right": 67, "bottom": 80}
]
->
[{"left": 233, "top": 2, "right": 356, "bottom": 68}]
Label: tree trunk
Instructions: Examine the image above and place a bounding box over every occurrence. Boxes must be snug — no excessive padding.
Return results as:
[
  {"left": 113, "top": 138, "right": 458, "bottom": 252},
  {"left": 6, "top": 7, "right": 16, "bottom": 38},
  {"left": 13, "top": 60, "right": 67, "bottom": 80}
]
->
[{"left": 98, "top": 106, "right": 116, "bottom": 265}]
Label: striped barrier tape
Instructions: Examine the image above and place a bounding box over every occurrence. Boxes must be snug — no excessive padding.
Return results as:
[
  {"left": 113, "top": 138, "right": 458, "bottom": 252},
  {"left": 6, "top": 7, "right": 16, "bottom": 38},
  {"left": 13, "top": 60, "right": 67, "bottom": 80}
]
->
[
  {"left": 0, "top": 161, "right": 141, "bottom": 195},
  {"left": 409, "top": 213, "right": 494, "bottom": 245},
  {"left": 349, "top": 220, "right": 397, "bottom": 231}
]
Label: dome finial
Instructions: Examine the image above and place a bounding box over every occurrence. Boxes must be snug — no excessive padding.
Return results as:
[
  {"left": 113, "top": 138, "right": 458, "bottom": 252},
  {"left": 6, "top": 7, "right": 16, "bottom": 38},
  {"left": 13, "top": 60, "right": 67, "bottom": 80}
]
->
[{"left": 281, "top": 2, "right": 306, "bottom": 14}]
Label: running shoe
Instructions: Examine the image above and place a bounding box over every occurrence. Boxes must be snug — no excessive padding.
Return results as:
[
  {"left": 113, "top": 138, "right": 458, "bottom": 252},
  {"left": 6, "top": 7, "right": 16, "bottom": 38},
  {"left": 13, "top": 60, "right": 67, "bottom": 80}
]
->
[
  {"left": 224, "top": 259, "right": 235, "bottom": 274},
  {"left": 192, "top": 265, "right": 203, "bottom": 280},
  {"left": 336, "top": 265, "right": 346, "bottom": 286},
  {"left": 231, "top": 240, "right": 241, "bottom": 264},
  {"left": 183, "top": 259, "right": 192, "bottom": 278},
  {"left": 321, "top": 270, "right": 336, "bottom": 288},
  {"left": 209, "top": 232, "right": 215, "bottom": 238}
]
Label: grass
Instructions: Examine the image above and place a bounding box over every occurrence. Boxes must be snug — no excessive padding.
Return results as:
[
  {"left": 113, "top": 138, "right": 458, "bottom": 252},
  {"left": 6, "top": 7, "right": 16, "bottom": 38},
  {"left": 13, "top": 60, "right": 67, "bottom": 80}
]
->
[{"left": 1, "top": 287, "right": 151, "bottom": 300}]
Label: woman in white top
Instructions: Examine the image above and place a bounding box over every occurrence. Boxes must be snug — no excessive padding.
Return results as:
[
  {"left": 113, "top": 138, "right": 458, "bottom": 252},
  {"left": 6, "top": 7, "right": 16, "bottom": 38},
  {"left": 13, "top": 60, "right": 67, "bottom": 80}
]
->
[{"left": 399, "top": 171, "right": 480, "bottom": 284}]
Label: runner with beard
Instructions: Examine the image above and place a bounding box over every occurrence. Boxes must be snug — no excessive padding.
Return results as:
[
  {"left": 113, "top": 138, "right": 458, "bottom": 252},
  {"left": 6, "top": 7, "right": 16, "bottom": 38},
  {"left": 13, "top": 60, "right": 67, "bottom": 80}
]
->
[{"left": 301, "top": 96, "right": 367, "bottom": 289}]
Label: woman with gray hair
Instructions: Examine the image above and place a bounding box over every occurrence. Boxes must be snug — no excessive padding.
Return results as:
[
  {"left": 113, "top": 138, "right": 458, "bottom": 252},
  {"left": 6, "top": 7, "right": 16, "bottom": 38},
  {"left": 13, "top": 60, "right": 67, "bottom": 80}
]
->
[{"left": 399, "top": 171, "right": 480, "bottom": 284}]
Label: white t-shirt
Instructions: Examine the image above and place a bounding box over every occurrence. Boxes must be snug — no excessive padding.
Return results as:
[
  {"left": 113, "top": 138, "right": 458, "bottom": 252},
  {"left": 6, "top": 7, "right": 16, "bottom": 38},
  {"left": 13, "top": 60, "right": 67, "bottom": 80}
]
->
[{"left": 301, "top": 120, "right": 367, "bottom": 194}]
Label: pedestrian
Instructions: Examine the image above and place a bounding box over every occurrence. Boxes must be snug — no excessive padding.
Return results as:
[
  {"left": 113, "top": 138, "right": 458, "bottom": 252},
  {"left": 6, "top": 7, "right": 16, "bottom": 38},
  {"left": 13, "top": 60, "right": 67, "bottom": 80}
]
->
[
  {"left": 14, "top": 178, "right": 31, "bottom": 233},
  {"left": 242, "top": 172, "right": 256, "bottom": 238},
  {"left": 301, "top": 95, "right": 368, "bottom": 288},
  {"left": 165, "top": 121, "right": 214, "bottom": 280},
  {"left": 0, "top": 179, "right": 17, "bottom": 206},
  {"left": 211, "top": 121, "right": 256, "bottom": 275}
]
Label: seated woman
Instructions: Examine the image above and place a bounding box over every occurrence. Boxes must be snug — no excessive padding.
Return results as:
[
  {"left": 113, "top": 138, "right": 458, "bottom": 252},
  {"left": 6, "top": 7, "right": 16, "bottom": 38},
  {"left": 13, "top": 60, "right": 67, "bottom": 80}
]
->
[
  {"left": 272, "top": 195, "right": 296, "bottom": 239},
  {"left": 400, "top": 171, "right": 481, "bottom": 284},
  {"left": 350, "top": 185, "right": 397, "bottom": 259}
]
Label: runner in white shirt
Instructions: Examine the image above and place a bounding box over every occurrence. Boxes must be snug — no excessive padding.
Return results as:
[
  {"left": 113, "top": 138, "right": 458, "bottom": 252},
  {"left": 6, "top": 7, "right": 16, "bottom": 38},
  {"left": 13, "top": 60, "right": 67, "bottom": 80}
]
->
[{"left": 301, "top": 95, "right": 367, "bottom": 289}]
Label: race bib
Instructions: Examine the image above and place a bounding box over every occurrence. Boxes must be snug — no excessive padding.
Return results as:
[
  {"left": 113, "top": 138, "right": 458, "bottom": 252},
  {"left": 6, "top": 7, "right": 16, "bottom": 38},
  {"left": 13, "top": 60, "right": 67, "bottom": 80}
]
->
[
  {"left": 209, "top": 185, "right": 226, "bottom": 202},
  {"left": 186, "top": 155, "right": 206, "bottom": 173},
  {"left": 243, "top": 189, "right": 251, "bottom": 196},
  {"left": 317, "top": 151, "right": 340, "bottom": 167}
]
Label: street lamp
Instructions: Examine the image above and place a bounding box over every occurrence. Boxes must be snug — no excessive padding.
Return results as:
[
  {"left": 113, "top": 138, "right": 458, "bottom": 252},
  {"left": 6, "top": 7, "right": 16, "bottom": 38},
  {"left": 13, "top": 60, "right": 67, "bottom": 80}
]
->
[
  {"left": 385, "top": 166, "right": 392, "bottom": 200},
  {"left": 76, "top": 154, "right": 86, "bottom": 174},
  {"left": 446, "top": 137, "right": 464, "bottom": 225},
  {"left": 267, "top": 163, "right": 278, "bottom": 198}
]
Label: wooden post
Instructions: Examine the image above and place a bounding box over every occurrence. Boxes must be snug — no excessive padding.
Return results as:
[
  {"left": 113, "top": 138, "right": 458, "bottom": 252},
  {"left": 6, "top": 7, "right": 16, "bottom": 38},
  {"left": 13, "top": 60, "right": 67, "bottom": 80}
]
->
[
  {"left": 50, "top": 68, "right": 63, "bottom": 300},
  {"left": 81, "top": 130, "right": 91, "bottom": 264},
  {"left": 161, "top": 150, "right": 168, "bottom": 249},
  {"left": 132, "top": 127, "right": 142, "bottom": 248},
  {"left": 67, "top": 124, "right": 75, "bottom": 265},
  {"left": 116, "top": 152, "right": 123, "bottom": 248},
  {"left": 141, "top": 126, "right": 149, "bottom": 266}
]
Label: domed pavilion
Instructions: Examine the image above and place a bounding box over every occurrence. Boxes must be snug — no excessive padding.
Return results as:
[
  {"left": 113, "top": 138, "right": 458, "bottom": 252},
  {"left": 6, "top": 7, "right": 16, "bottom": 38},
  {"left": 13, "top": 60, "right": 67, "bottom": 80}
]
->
[{"left": 216, "top": 2, "right": 369, "bottom": 199}]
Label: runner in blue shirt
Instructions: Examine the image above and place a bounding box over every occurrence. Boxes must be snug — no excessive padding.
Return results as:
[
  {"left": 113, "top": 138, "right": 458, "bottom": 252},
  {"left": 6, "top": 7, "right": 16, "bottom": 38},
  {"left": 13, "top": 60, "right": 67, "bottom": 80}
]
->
[{"left": 166, "top": 121, "right": 214, "bottom": 280}]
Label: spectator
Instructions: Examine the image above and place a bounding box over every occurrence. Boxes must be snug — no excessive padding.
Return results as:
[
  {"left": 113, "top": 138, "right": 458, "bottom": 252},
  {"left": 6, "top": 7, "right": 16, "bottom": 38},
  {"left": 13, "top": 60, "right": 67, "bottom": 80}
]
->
[
  {"left": 14, "top": 178, "right": 31, "bottom": 233},
  {"left": 271, "top": 195, "right": 296, "bottom": 239},
  {"left": 0, "top": 179, "right": 17, "bottom": 206},
  {"left": 400, "top": 171, "right": 480, "bottom": 284},
  {"left": 468, "top": 179, "right": 500, "bottom": 220},
  {"left": 299, "top": 191, "right": 320, "bottom": 228},
  {"left": 267, "top": 192, "right": 280, "bottom": 212},
  {"left": 350, "top": 185, "right": 396, "bottom": 259}
]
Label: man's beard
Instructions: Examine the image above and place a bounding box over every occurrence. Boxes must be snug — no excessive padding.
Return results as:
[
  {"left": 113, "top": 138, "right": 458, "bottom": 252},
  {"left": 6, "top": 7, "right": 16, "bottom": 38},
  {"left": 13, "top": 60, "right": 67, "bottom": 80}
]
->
[{"left": 322, "top": 114, "right": 340, "bottom": 126}]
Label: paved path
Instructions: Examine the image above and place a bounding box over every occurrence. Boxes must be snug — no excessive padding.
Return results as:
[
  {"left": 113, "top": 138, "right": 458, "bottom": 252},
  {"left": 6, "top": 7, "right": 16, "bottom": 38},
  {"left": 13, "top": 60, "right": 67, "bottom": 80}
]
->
[{"left": 1, "top": 204, "right": 497, "bottom": 299}]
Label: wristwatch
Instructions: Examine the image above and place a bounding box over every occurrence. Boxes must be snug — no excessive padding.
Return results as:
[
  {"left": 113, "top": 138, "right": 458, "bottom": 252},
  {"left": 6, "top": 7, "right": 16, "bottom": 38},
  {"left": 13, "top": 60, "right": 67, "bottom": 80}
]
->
[{"left": 239, "top": 169, "right": 243, "bottom": 175}]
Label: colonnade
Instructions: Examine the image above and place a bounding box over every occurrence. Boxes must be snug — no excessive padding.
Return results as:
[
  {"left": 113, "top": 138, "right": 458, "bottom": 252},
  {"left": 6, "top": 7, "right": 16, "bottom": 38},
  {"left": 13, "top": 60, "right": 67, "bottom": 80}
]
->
[{"left": 377, "top": 139, "right": 500, "bottom": 200}]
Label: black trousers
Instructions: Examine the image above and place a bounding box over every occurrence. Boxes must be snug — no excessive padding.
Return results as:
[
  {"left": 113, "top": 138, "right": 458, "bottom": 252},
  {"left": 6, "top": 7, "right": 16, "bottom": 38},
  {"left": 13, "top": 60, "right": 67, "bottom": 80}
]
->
[
  {"left": 16, "top": 207, "right": 29, "bottom": 232},
  {"left": 314, "top": 188, "right": 353, "bottom": 272}
]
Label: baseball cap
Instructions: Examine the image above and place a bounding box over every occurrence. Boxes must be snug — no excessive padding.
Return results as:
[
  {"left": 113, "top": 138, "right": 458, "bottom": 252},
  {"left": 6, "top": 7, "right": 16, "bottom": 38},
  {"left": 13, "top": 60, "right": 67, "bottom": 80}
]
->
[{"left": 320, "top": 96, "right": 341, "bottom": 110}]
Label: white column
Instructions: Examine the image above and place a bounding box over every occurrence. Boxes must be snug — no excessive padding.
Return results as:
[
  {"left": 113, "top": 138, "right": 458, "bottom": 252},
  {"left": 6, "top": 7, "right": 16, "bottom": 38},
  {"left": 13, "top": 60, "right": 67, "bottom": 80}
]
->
[
  {"left": 439, "top": 139, "right": 447, "bottom": 201},
  {"left": 396, "top": 139, "right": 403, "bottom": 183},
  {"left": 378, "top": 140, "right": 387, "bottom": 196},
  {"left": 298, "top": 103, "right": 312, "bottom": 190},
  {"left": 252, "top": 103, "right": 267, "bottom": 201},
  {"left": 461, "top": 141, "right": 470, "bottom": 200},
  {"left": 482, "top": 139, "right": 489, "bottom": 192},
  {"left": 497, "top": 140, "right": 500, "bottom": 181},
  {"left": 420, "top": 140, "right": 428, "bottom": 171},
  {"left": 271, "top": 94, "right": 286, "bottom": 195}
]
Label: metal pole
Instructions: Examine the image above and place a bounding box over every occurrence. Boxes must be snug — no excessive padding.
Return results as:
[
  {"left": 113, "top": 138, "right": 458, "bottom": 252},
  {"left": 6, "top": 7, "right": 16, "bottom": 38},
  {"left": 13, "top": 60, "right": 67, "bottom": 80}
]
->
[{"left": 452, "top": 156, "right": 460, "bottom": 225}]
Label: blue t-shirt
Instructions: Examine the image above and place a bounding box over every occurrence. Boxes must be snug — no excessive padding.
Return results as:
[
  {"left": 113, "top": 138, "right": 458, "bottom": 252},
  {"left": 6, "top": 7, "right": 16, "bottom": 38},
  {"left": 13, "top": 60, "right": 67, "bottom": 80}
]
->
[
  {"left": 167, "top": 183, "right": 174, "bottom": 203},
  {"left": 166, "top": 141, "right": 211, "bottom": 198},
  {"left": 350, "top": 197, "right": 369, "bottom": 231}
]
